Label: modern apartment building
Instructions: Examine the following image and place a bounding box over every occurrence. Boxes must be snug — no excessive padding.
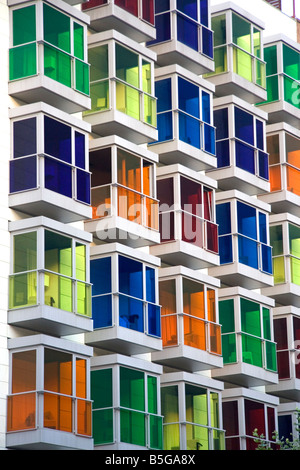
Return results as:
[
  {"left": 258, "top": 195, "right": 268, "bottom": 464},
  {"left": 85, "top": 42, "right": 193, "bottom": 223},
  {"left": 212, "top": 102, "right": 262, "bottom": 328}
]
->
[{"left": 0, "top": 0, "right": 300, "bottom": 451}]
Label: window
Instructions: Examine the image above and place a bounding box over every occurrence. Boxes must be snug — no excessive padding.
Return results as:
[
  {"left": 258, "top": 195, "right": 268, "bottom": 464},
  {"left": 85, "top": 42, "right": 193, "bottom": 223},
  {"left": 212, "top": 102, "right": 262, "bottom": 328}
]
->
[
  {"left": 9, "top": 3, "right": 89, "bottom": 95},
  {"left": 270, "top": 222, "right": 300, "bottom": 286},
  {"left": 216, "top": 203, "right": 232, "bottom": 264}
]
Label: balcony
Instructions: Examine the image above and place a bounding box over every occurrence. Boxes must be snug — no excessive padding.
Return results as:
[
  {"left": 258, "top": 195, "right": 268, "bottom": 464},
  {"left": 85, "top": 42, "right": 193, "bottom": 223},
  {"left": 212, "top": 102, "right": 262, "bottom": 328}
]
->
[
  {"left": 6, "top": 335, "right": 93, "bottom": 450},
  {"left": 204, "top": 4, "right": 267, "bottom": 103},
  {"left": 8, "top": 102, "right": 92, "bottom": 223},
  {"left": 212, "top": 286, "right": 278, "bottom": 388},
  {"left": 91, "top": 354, "right": 163, "bottom": 450},
  {"left": 8, "top": 0, "right": 91, "bottom": 114},
  {"left": 8, "top": 217, "right": 93, "bottom": 336},
  {"left": 207, "top": 95, "right": 270, "bottom": 195},
  {"left": 149, "top": 65, "right": 217, "bottom": 171},
  {"left": 262, "top": 213, "right": 300, "bottom": 307},
  {"left": 151, "top": 265, "right": 222, "bottom": 373},
  {"left": 209, "top": 190, "right": 274, "bottom": 289},
  {"left": 150, "top": 165, "right": 219, "bottom": 269},
  {"left": 85, "top": 243, "right": 162, "bottom": 355},
  {"left": 83, "top": 30, "right": 157, "bottom": 144},
  {"left": 81, "top": 0, "right": 156, "bottom": 43},
  {"left": 258, "top": 123, "right": 300, "bottom": 218},
  {"left": 84, "top": 135, "right": 160, "bottom": 247},
  {"left": 147, "top": 0, "right": 215, "bottom": 75}
]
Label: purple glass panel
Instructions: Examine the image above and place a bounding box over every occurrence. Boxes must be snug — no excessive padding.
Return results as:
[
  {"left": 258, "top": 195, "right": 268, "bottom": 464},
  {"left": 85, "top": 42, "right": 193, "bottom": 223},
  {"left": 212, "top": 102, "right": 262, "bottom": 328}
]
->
[
  {"left": 75, "top": 131, "right": 86, "bottom": 170},
  {"left": 45, "top": 157, "right": 72, "bottom": 198},
  {"left": 10, "top": 156, "right": 37, "bottom": 193},
  {"left": 76, "top": 168, "right": 91, "bottom": 204},
  {"left": 13, "top": 118, "right": 36, "bottom": 158},
  {"left": 44, "top": 116, "right": 71, "bottom": 164}
]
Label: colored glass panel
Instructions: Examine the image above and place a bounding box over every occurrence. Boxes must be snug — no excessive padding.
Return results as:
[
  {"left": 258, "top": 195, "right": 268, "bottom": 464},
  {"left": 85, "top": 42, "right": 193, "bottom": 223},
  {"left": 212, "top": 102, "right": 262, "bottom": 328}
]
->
[
  {"left": 120, "top": 367, "right": 145, "bottom": 411},
  {"left": 9, "top": 43, "right": 37, "bottom": 80},
  {"left": 232, "top": 13, "right": 251, "bottom": 53},
  {"left": 116, "top": 81, "right": 140, "bottom": 119},
  {"left": 120, "top": 409, "right": 146, "bottom": 446},
  {"left": 241, "top": 333, "right": 263, "bottom": 367},
  {"left": 73, "top": 22, "right": 84, "bottom": 60},
  {"left": 7, "top": 392, "right": 36, "bottom": 432},
  {"left": 44, "top": 44, "right": 72, "bottom": 87},
  {"left": 116, "top": 43, "right": 139, "bottom": 88},
  {"left": 45, "top": 158, "right": 72, "bottom": 198},
  {"left": 115, "top": 0, "right": 138, "bottom": 16},
  {"left": 235, "top": 141, "right": 255, "bottom": 174},
  {"left": 13, "top": 6, "right": 36, "bottom": 46},
  {"left": 9, "top": 272, "right": 37, "bottom": 309},
  {"left": 142, "top": 0, "right": 155, "bottom": 24},
  {"left": 237, "top": 201, "right": 257, "bottom": 239},
  {"left": 235, "top": 107, "right": 254, "bottom": 146},
  {"left": 13, "top": 118, "right": 36, "bottom": 159},
  {"left": 150, "top": 415, "right": 163, "bottom": 449},
  {"left": 10, "top": 156, "right": 37, "bottom": 193},
  {"left": 89, "top": 45, "right": 109, "bottom": 81},
  {"left": 161, "top": 386, "right": 179, "bottom": 423},
  {"left": 75, "top": 60, "right": 89, "bottom": 95},
  {"left": 283, "top": 43, "right": 300, "bottom": 81},
  {"left": 222, "top": 333, "right": 236, "bottom": 363},
  {"left": 91, "top": 369, "right": 112, "bottom": 409},
  {"left": 177, "top": 13, "right": 198, "bottom": 51},
  {"left": 161, "top": 315, "right": 178, "bottom": 346},
  {"left": 240, "top": 298, "right": 261, "bottom": 337},
  {"left": 185, "top": 384, "right": 208, "bottom": 426},
  {"left": 183, "top": 278, "right": 204, "bottom": 318},
  {"left": 219, "top": 299, "right": 234, "bottom": 333},
  {"left": 118, "top": 256, "right": 143, "bottom": 298},
  {"left": 184, "top": 315, "right": 206, "bottom": 349},
  {"left": 93, "top": 409, "right": 114, "bottom": 444},
  {"left": 43, "top": 4, "right": 70, "bottom": 53},
  {"left": 159, "top": 280, "right": 176, "bottom": 316}
]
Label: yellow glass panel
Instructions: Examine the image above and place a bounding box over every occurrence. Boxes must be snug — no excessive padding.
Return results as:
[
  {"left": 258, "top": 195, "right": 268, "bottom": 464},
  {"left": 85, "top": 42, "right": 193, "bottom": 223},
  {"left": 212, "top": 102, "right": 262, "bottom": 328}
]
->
[
  {"left": 7, "top": 392, "right": 36, "bottom": 432},
  {"left": 44, "top": 272, "right": 72, "bottom": 312},
  {"left": 184, "top": 315, "right": 206, "bottom": 350},
  {"left": 291, "top": 257, "right": 300, "bottom": 285},
  {"left": 273, "top": 256, "right": 285, "bottom": 284},
  {"left": 233, "top": 47, "right": 252, "bottom": 82},
  {"left": 161, "top": 315, "right": 178, "bottom": 347},
  {"left": 144, "top": 94, "right": 156, "bottom": 127},
  {"left": 142, "top": 60, "right": 151, "bottom": 93},
  {"left": 116, "top": 81, "right": 140, "bottom": 120},
  {"left": 9, "top": 272, "right": 37, "bottom": 309},
  {"left": 163, "top": 424, "right": 180, "bottom": 450},
  {"left": 186, "top": 424, "right": 209, "bottom": 450},
  {"left": 77, "top": 282, "right": 91, "bottom": 317}
]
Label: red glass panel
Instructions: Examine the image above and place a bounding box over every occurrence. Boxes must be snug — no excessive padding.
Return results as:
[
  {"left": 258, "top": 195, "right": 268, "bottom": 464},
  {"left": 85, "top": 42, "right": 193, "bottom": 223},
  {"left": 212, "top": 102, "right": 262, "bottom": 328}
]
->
[
  {"left": 245, "top": 399, "right": 265, "bottom": 438},
  {"left": 277, "top": 350, "right": 290, "bottom": 379},
  {"left": 206, "top": 221, "right": 218, "bottom": 253},
  {"left": 274, "top": 318, "right": 288, "bottom": 349},
  {"left": 180, "top": 176, "right": 202, "bottom": 216},
  {"left": 182, "top": 213, "right": 204, "bottom": 247},
  {"left": 267, "top": 407, "right": 275, "bottom": 441},
  {"left": 142, "top": 0, "right": 154, "bottom": 24},
  {"left": 225, "top": 437, "right": 240, "bottom": 450},
  {"left": 115, "top": 0, "right": 138, "bottom": 16},
  {"left": 222, "top": 401, "right": 239, "bottom": 436},
  {"left": 203, "top": 187, "right": 213, "bottom": 221},
  {"left": 293, "top": 316, "right": 300, "bottom": 342},
  {"left": 82, "top": 0, "right": 108, "bottom": 10},
  {"left": 157, "top": 177, "right": 174, "bottom": 207}
]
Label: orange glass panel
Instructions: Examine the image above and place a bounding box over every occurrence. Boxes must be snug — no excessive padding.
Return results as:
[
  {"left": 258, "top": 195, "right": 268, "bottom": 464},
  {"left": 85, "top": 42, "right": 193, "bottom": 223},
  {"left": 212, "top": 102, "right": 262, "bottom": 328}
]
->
[
  {"left": 7, "top": 392, "right": 36, "bottom": 432},
  {"left": 183, "top": 278, "right": 205, "bottom": 319},
  {"left": 269, "top": 165, "right": 281, "bottom": 192},
  {"left": 145, "top": 196, "right": 159, "bottom": 230},
  {"left": 159, "top": 279, "right": 176, "bottom": 316},
  {"left": 267, "top": 134, "right": 280, "bottom": 165},
  {"left": 118, "top": 187, "right": 142, "bottom": 224},
  {"left": 183, "top": 315, "right": 206, "bottom": 350},
  {"left": 143, "top": 161, "right": 152, "bottom": 196},
  {"left": 44, "top": 392, "right": 72, "bottom": 432},
  {"left": 287, "top": 165, "right": 300, "bottom": 196},
  {"left": 209, "top": 323, "right": 222, "bottom": 355},
  {"left": 287, "top": 149, "right": 300, "bottom": 169},
  {"left": 207, "top": 289, "right": 216, "bottom": 322},
  {"left": 117, "top": 149, "right": 141, "bottom": 192},
  {"left": 161, "top": 315, "right": 178, "bottom": 347},
  {"left": 12, "top": 350, "right": 36, "bottom": 393},
  {"left": 91, "top": 186, "right": 111, "bottom": 219},
  {"left": 76, "top": 358, "right": 87, "bottom": 399},
  {"left": 44, "top": 349, "right": 72, "bottom": 396},
  {"left": 77, "top": 399, "right": 92, "bottom": 436}
]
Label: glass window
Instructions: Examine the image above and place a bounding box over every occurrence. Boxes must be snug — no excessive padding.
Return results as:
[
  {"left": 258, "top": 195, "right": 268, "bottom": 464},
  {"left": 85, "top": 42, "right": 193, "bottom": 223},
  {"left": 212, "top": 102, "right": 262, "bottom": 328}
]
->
[
  {"left": 185, "top": 384, "right": 208, "bottom": 426},
  {"left": 43, "top": 4, "right": 70, "bottom": 53},
  {"left": 115, "top": 0, "right": 138, "bottom": 17},
  {"left": 232, "top": 13, "right": 251, "bottom": 53},
  {"left": 13, "top": 6, "right": 36, "bottom": 46},
  {"left": 156, "top": 79, "right": 172, "bottom": 113},
  {"left": 237, "top": 201, "right": 257, "bottom": 239},
  {"left": 116, "top": 44, "right": 139, "bottom": 88},
  {"left": 44, "top": 116, "right": 71, "bottom": 163},
  {"left": 119, "top": 255, "right": 143, "bottom": 299},
  {"left": 234, "top": 107, "right": 254, "bottom": 146},
  {"left": 178, "top": 77, "right": 199, "bottom": 118},
  {"left": 177, "top": 0, "right": 197, "bottom": 21}
]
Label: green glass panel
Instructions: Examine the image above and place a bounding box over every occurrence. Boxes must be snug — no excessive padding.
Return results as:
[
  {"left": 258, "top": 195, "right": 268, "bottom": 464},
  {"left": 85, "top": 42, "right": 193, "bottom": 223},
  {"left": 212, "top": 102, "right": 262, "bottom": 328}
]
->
[
  {"left": 211, "top": 14, "right": 226, "bottom": 47},
  {"left": 262, "top": 308, "right": 271, "bottom": 340},
  {"left": 75, "top": 60, "right": 89, "bottom": 95},
  {"left": 147, "top": 376, "right": 157, "bottom": 414},
  {"left": 149, "top": 415, "right": 163, "bottom": 450},
  {"left": 116, "top": 81, "right": 140, "bottom": 120},
  {"left": 161, "top": 386, "right": 179, "bottom": 424},
  {"left": 210, "top": 392, "right": 219, "bottom": 429},
  {"left": 144, "top": 94, "right": 156, "bottom": 126},
  {"left": 289, "top": 224, "right": 300, "bottom": 257},
  {"left": 219, "top": 299, "right": 234, "bottom": 333},
  {"left": 93, "top": 408, "right": 114, "bottom": 444},
  {"left": 256, "top": 59, "right": 266, "bottom": 88},
  {"left": 241, "top": 333, "right": 263, "bottom": 367},
  {"left": 91, "top": 369, "right": 112, "bottom": 409},
  {"left": 213, "top": 430, "right": 226, "bottom": 450},
  {"left": 233, "top": 46, "right": 252, "bottom": 81},
  {"left": 43, "top": 4, "right": 70, "bottom": 53},
  {"left": 116, "top": 43, "right": 139, "bottom": 88},
  {"left": 163, "top": 424, "right": 180, "bottom": 450},
  {"left": 9, "top": 272, "right": 37, "bottom": 309},
  {"left": 270, "top": 225, "right": 283, "bottom": 256},
  {"left": 266, "top": 75, "right": 279, "bottom": 102},
  {"left": 9, "top": 43, "right": 37, "bottom": 80},
  {"left": 186, "top": 424, "right": 208, "bottom": 450},
  {"left": 273, "top": 256, "right": 285, "bottom": 284},
  {"left": 44, "top": 272, "right": 72, "bottom": 312},
  {"left": 240, "top": 298, "right": 261, "bottom": 337},
  {"left": 13, "top": 6, "right": 36, "bottom": 46},
  {"left": 214, "top": 46, "right": 227, "bottom": 74},
  {"left": 89, "top": 45, "right": 108, "bottom": 81},
  {"left": 13, "top": 231, "right": 37, "bottom": 273},
  {"left": 283, "top": 43, "right": 300, "bottom": 81},
  {"left": 232, "top": 13, "right": 251, "bottom": 53},
  {"left": 284, "top": 75, "right": 300, "bottom": 108},
  {"left": 265, "top": 341, "right": 277, "bottom": 372},
  {"left": 77, "top": 282, "right": 91, "bottom": 317},
  {"left": 221, "top": 333, "right": 236, "bottom": 364},
  {"left": 45, "top": 230, "right": 72, "bottom": 277},
  {"left": 87, "top": 81, "right": 109, "bottom": 113},
  {"left": 185, "top": 384, "right": 207, "bottom": 426},
  {"left": 74, "top": 22, "right": 84, "bottom": 60},
  {"left": 291, "top": 257, "right": 300, "bottom": 285},
  {"left": 44, "top": 44, "right": 71, "bottom": 88},
  {"left": 264, "top": 45, "right": 278, "bottom": 76},
  {"left": 120, "top": 367, "right": 145, "bottom": 412},
  {"left": 120, "top": 409, "right": 146, "bottom": 446}
]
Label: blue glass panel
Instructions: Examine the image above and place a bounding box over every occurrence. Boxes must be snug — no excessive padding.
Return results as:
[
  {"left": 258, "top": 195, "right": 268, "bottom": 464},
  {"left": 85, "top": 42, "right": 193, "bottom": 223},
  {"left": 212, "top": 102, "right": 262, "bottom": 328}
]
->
[
  {"left": 90, "top": 257, "right": 111, "bottom": 295},
  {"left": 155, "top": 78, "right": 172, "bottom": 113},
  {"left": 234, "top": 107, "right": 254, "bottom": 146},
  {"left": 76, "top": 168, "right": 91, "bottom": 204},
  {"left": 216, "top": 139, "right": 230, "bottom": 168},
  {"left": 44, "top": 116, "right": 72, "bottom": 163},
  {"left": 235, "top": 141, "right": 255, "bottom": 174},
  {"left": 119, "top": 294, "right": 144, "bottom": 332},
  {"left": 261, "top": 244, "right": 272, "bottom": 274},
  {"left": 177, "top": 13, "right": 198, "bottom": 51},
  {"left": 13, "top": 118, "right": 36, "bottom": 158},
  {"left": 256, "top": 120, "right": 264, "bottom": 150},
  {"left": 238, "top": 235, "right": 258, "bottom": 269},
  {"left": 204, "top": 123, "right": 216, "bottom": 154},
  {"left": 148, "top": 303, "right": 161, "bottom": 337},
  {"left": 237, "top": 201, "right": 257, "bottom": 240},
  {"left": 200, "top": 0, "right": 209, "bottom": 26},
  {"left": 92, "top": 294, "right": 112, "bottom": 328},
  {"left": 219, "top": 235, "right": 233, "bottom": 264},
  {"left": 119, "top": 255, "right": 143, "bottom": 299},
  {"left": 44, "top": 157, "right": 72, "bottom": 197},
  {"left": 155, "top": 0, "right": 169, "bottom": 14},
  {"left": 202, "top": 91, "right": 211, "bottom": 123},
  {"left": 177, "top": 0, "right": 197, "bottom": 20},
  {"left": 202, "top": 26, "right": 213, "bottom": 58},
  {"left": 258, "top": 151, "right": 269, "bottom": 180},
  {"left": 75, "top": 131, "right": 85, "bottom": 169},
  {"left": 214, "top": 108, "right": 229, "bottom": 140},
  {"left": 156, "top": 112, "right": 173, "bottom": 143},
  {"left": 259, "top": 212, "right": 267, "bottom": 244},
  {"left": 151, "top": 13, "right": 171, "bottom": 44},
  {"left": 178, "top": 77, "right": 199, "bottom": 118},
  {"left": 10, "top": 156, "right": 37, "bottom": 193},
  {"left": 216, "top": 202, "right": 231, "bottom": 235},
  {"left": 146, "top": 267, "right": 155, "bottom": 303},
  {"left": 179, "top": 112, "right": 200, "bottom": 148}
]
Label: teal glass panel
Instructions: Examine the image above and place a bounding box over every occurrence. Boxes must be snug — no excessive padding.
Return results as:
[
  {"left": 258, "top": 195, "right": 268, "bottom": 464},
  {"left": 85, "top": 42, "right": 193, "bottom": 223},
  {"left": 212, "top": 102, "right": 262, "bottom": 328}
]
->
[
  {"left": 147, "top": 376, "right": 158, "bottom": 414},
  {"left": 43, "top": 4, "right": 70, "bottom": 53},
  {"left": 91, "top": 369, "right": 112, "bottom": 409},
  {"left": 266, "top": 75, "right": 279, "bottom": 102},
  {"left": 9, "top": 44, "right": 37, "bottom": 80},
  {"left": 283, "top": 43, "right": 300, "bottom": 81},
  {"left": 13, "top": 6, "right": 36, "bottom": 46},
  {"left": 74, "top": 22, "right": 84, "bottom": 60},
  {"left": 44, "top": 44, "right": 71, "bottom": 87},
  {"left": 93, "top": 408, "right": 114, "bottom": 444},
  {"left": 241, "top": 333, "right": 262, "bottom": 367},
  {"left": 232, "top": 13, "right": 251, "bottom": 52},
  {"left": 240, "top": 298, "right": 261, "bottom": 337},
  {"left": 150, "top": 415, "right": 163, "bottom": 450},
  {"left": 264, "top": 45, "right": 278, "bottom": 76},
  {"left": 120, "top": 367, "right": 145, "bottom": 412},
  {"left": 265, "top": 341, "right": 277, "bottom": 372},
  {"left": 120, "top": 409, "right": 146, "bottom": 446},
  {"left": 219, "top": 299, "right": 234, "bottom": 333},
  {"left": 222, "top": 333, "right": 236, "bottom": 364},
  {"left": 75, "top": 59, "right": 89, "bottom": 95}
]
